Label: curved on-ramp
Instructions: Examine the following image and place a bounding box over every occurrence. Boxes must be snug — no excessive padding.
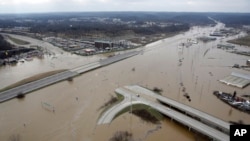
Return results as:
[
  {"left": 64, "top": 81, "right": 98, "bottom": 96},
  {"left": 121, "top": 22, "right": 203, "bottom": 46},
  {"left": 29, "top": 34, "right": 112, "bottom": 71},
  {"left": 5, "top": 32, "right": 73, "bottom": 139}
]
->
[
  {"left": 98, "top": 87, "right": 229, "bottom": 141},
  {"left": 97, "top": 101, "right": 146, "bottom": 125}
]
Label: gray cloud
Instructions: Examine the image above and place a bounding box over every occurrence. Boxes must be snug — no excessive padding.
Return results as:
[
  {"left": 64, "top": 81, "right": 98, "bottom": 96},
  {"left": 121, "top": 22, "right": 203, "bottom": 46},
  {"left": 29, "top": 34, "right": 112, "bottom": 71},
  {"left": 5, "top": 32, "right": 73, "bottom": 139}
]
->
[{"left": 0, "top": 0, "right": 249, "bottom": 13}]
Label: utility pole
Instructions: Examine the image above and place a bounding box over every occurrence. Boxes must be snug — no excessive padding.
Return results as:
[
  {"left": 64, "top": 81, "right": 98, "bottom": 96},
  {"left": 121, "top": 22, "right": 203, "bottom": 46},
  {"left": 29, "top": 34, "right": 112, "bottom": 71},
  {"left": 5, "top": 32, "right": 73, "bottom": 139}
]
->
[{"left": 130, "top": 93, "right": 132, "bottom": 133}]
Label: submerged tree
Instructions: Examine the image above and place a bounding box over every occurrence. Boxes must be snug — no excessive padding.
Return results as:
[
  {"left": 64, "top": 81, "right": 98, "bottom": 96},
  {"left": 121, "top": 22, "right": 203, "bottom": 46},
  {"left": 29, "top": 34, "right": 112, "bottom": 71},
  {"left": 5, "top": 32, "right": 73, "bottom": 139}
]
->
[
  {"left": 110, "top": 131, "right": 133, "bottom": 141},
  {"left": 9, "top": 134, "right": 21, "bottom": 141}
]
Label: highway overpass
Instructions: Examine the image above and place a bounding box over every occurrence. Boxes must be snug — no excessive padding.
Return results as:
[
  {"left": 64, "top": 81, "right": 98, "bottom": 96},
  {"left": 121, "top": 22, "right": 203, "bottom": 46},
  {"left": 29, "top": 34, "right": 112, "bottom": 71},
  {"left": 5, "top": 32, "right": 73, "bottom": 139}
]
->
[
  {"left": 98, "top": 86, "right": 230, "bottom": 141},
  {"left": 125, "top": 85, "right": 230, "bottom": 134}
]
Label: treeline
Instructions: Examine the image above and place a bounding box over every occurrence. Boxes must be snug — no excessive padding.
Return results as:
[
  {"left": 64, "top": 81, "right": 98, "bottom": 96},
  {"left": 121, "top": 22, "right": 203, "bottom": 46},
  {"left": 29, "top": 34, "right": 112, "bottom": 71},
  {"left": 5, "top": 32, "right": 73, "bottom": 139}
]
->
[
  {"left": 0, "top": 12, "right": 215, "bottom": 37},
  {"left": 110, "top": 12, "right": 215, "bottom": 25},
  {"left": 29, "top": 21, "right": 189, "bottom": 36},
  {"left": 170, "top": 14, "right": 215, "bottom": 26},
  {"left": 208, "top": 13, "right": 250, "bottom": 27},
  {"left": 1, "top": 12, "right": 250, "bottom": 37},
  {"left": 0, "top": 48, "right": 35, "bottom": 59},
  {"left": 0, "top": 34, "right": 13, "bottom": 50},
  {"left": 0, "top": 34, "right": 34, "bottom": 59},
  {"left": 131, "top": 24, "right": 189, "bottom": 35},
  {"left": 28, "top": 12, "right": 209, "bottom": 36}
]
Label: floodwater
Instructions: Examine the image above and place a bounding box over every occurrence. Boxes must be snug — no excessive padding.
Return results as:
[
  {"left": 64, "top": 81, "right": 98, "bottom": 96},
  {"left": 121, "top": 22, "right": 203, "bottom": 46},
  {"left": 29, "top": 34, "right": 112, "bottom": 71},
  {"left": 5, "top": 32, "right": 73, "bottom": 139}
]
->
[{"left": 0, "top": 22, "right": 250, "bottom": 141}]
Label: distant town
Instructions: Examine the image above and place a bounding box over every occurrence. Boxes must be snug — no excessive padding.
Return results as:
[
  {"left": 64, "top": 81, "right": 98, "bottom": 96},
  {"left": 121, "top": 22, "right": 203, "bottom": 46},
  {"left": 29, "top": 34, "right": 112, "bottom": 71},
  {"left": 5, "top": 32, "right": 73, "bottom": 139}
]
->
[{"left": 1, "top": 12, "right": 250, "bottom": 66}]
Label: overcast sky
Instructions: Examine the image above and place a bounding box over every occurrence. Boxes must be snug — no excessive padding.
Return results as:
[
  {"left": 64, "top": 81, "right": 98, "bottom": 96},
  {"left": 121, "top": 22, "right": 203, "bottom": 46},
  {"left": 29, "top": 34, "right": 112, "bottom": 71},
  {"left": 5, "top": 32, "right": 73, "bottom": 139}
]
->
[{"left": 0, "top": 0, "right": 249, "bottom": 13}]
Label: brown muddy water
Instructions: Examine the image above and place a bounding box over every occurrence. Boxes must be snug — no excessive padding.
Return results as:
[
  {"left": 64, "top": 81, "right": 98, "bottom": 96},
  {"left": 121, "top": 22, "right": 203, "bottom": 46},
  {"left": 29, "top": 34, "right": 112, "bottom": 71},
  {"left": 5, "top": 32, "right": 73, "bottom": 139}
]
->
[{"left": 0, "top": 23, "right": 250, "bottom": 141}]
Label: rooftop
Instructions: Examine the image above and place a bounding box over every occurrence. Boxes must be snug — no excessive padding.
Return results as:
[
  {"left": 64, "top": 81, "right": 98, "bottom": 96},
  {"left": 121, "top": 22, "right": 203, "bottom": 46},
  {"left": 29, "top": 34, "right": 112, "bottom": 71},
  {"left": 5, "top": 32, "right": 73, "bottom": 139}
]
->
[{"left": 220, "top": 72, "right": 250, "bottom": 88}]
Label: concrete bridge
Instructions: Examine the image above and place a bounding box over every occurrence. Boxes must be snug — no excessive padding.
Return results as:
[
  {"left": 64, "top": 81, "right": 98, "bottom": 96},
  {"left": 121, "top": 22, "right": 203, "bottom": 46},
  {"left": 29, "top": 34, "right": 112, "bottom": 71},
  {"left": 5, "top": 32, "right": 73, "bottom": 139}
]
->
[
  {"left": 98, "top": 86, "right": 230, "bottom": 141},
  {"left": 125, "top": 85, "right": 230, "bottom": 134}
]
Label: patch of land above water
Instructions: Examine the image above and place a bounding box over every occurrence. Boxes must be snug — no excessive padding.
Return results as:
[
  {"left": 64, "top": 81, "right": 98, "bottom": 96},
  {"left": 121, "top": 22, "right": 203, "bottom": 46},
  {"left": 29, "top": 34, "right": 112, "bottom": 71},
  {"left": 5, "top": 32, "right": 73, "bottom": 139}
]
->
[
  {"left": 6, "top": 35, "right": 30, "bottom": 45},
  {"left": 228, "top": 35, "right": 250, "bottom": 47},
  {"left": 0, "top": 69, "right": 67, "bottom": 92},
  {"left": 114, "top": 104, "right": 164, "bottom": 124},
  {"left": 0, "top": 34, "right": 13, "bottom": 50}
]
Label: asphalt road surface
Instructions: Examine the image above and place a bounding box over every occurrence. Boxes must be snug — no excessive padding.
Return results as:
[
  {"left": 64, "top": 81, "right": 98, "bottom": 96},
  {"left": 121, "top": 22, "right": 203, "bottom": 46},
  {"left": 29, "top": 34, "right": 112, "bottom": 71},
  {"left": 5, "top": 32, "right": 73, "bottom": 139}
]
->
[
  {"left": 0, "top": 71, "right": 78, "bottom": 102},
  {"left": 98, "top": 86, "right": 229, "bottom": 141}
]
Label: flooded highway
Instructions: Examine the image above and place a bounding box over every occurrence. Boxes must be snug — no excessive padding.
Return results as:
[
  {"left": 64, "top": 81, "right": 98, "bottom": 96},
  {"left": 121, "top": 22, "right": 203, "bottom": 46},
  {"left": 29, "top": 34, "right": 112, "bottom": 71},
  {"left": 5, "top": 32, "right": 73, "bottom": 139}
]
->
[{"left": 0, "top": 22, "right": 250, "bottom": 141}]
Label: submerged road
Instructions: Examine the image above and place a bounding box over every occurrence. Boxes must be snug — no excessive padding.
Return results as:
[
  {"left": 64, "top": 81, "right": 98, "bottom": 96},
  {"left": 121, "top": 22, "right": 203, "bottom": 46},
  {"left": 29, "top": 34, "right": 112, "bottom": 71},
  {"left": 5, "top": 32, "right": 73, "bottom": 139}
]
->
[
  {"left": 0, "top": 51, "right": 139, "bottom": 103},
  {"left": 98, "top": 86, "right": 229, "bottom": 141}
]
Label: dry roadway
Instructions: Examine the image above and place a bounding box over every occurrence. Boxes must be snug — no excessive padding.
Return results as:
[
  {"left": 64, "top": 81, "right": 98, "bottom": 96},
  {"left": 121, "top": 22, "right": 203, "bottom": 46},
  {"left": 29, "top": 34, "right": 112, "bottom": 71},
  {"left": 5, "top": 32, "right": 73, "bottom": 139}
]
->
[
  {"left": 0, "top": 51, "right": 139, "bottom": 103},
  {"left": 98, "top": 85, "right": 229, "bottom": 141}
]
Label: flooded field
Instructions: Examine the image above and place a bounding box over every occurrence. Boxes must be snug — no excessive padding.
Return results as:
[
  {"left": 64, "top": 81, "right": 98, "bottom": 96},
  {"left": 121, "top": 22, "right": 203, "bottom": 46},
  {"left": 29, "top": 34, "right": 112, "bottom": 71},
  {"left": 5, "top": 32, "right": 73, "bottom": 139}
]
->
[{"left": 0, "top": 23, "right": 250, "bottom": 141}]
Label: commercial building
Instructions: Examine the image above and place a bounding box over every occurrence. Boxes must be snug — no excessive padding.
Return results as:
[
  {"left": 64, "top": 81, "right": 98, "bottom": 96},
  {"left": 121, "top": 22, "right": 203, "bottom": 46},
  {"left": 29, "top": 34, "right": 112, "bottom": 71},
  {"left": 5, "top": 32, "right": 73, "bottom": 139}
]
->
[
  {"left": 94, "top": 41, "right": 113, "bottom": 50},
  {"left": 220, "top": 72, "right": 250, "bottom": 88}
]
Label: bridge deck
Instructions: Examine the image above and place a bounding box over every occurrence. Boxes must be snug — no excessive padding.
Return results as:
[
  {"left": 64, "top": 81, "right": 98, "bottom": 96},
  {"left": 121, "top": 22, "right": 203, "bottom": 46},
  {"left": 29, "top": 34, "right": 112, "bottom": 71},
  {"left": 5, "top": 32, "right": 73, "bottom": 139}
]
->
[
  {"left": 106, "top": 88, "right": 230, "bottom": 141},
  {"left": 125, "top": 85, "right": 230, "bottom": 134}
]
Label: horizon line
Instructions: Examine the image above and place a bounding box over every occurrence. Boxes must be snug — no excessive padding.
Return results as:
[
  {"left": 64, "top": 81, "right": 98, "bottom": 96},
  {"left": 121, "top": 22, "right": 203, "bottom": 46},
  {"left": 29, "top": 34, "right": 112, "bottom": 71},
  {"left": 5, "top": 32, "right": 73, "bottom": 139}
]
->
[{"left": 0, "top": 11, "right": 250, "bottom": 15}]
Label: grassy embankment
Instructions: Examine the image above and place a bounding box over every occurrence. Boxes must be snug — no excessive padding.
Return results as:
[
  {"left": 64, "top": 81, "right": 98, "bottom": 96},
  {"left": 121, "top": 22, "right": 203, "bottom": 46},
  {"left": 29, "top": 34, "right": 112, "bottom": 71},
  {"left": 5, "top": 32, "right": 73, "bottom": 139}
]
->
[
  {"left": 0, "top": 69, "right": 67, "bottom": 92},
  {"left": 114, "top": 101, "right": 164, "bottom": 124},
  {"left": 112, "top": 94, "right": 164, "bottom": 124},
  {"left": 228, "top": 35, "right": 250, "bottom": 47},
  {"left": 7, "top": 35, "right": 30, "bottom": 45},
  {"left": 98, "top": 93, "right": 125, "bottom": 119},
  {"left": 99, "top": 91, "right": 164, "bottom": 124},
  {"left": 109, "top": 131, "right": 133, "bottom": 141}
]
